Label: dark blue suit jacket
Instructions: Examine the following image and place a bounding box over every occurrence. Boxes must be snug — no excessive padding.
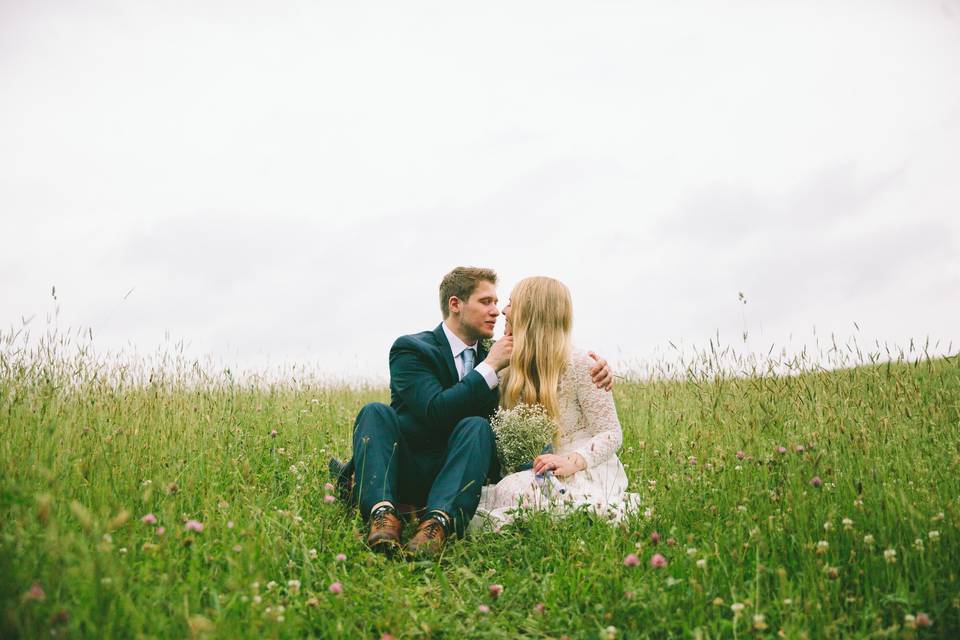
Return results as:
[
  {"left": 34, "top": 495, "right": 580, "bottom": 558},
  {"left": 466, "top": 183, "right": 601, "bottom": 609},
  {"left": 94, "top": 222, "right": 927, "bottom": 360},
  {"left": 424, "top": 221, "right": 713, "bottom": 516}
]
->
[{"left": 389, "top": 324, "right": 499, "bottom": 450}]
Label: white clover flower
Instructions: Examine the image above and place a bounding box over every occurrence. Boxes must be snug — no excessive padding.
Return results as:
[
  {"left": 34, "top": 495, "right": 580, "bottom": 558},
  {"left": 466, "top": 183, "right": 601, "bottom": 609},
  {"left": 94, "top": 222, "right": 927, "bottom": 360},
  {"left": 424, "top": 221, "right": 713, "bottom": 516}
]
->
[
  {"left": 928, "top": 530, "right": 940, "bottom": 541},
  {"left": 884, "top": 548, "right": 897, "bottom": 563}
]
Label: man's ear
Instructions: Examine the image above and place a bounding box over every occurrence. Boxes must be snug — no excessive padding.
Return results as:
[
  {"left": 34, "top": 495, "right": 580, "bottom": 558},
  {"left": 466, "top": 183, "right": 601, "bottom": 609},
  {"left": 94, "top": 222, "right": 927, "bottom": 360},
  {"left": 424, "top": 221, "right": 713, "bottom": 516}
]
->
[{"left": 447, "top": 296, "right": 461, "bottom": 316}]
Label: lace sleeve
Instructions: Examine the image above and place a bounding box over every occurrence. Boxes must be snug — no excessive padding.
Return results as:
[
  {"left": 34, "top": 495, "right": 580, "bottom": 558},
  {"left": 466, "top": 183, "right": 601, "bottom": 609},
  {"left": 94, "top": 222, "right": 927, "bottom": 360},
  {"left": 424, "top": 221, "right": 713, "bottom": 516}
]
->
[{"left": 571, "top": 352, "right": 623, "bottom": 468}]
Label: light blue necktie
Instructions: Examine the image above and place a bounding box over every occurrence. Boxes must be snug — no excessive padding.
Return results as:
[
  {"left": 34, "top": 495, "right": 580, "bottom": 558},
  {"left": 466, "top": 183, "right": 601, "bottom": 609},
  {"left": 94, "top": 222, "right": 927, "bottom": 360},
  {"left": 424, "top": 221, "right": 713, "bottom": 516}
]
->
[{"left": 461, "top": 348, "right": 475, "bottom": 379}]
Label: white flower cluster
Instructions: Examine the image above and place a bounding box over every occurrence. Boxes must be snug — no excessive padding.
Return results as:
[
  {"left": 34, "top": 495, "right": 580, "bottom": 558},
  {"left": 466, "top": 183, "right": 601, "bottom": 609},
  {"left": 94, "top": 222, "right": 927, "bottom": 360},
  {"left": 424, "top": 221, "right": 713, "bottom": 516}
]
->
[{"left": 490, "top": 403, "right": 557, "bottom": 473}]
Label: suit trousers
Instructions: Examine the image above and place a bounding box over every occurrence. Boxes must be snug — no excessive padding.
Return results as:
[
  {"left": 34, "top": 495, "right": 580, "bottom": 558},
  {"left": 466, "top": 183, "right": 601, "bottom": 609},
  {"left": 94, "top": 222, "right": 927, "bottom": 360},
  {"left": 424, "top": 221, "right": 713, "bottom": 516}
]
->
[{"left": 351, "top": 402, "right": 496, "bottom": 537}]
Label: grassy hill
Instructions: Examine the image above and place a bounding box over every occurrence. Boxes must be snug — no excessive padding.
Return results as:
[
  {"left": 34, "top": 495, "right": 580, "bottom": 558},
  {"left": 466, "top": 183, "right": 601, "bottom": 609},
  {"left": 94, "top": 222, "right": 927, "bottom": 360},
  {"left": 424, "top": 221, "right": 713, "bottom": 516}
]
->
[{"left": 1, "top": 337, "right": 957, "bottom": 638}]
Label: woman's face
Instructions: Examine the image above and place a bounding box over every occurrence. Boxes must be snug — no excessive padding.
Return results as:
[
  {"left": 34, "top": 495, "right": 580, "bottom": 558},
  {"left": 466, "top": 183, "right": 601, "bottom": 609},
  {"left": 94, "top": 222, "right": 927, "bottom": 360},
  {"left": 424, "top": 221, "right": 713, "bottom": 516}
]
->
[{"left": 502, "top": 300, "right": 512, "bottom": 336}]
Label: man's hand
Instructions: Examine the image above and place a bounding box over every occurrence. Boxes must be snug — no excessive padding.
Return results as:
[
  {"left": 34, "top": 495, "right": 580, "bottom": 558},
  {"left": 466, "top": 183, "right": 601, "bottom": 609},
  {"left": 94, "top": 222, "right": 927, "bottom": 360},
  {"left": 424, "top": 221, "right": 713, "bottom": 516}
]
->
[
  {"left": 483, "top": 335, "right": 513, "bottom": 371},
  {"left": 588, "top": 351, "right": 613, "bottom": 391},
  {"left": 533, "top": 453, "right": 586, "bottom": 478}
]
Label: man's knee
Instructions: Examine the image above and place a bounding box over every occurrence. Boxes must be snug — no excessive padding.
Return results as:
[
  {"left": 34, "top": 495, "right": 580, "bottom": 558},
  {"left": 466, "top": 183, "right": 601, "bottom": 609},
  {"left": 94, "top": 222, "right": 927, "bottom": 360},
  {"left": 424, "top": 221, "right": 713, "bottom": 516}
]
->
[
  {"left": 451, "top": 416, "right": 494, "bottom": 448},
  {"left": 354, "top": 402, "right": 399, "bottom": 438}
]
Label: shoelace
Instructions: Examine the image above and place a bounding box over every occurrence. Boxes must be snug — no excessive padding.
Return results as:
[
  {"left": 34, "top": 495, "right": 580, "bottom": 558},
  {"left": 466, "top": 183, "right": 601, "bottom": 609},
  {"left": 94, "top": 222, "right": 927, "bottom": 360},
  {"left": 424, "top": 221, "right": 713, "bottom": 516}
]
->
[
  {"left": 418, "top": 519, "right": 444, "bottom": 540},
  {"left": 370, "top": 506, "right": 396, "bottom": 529}
]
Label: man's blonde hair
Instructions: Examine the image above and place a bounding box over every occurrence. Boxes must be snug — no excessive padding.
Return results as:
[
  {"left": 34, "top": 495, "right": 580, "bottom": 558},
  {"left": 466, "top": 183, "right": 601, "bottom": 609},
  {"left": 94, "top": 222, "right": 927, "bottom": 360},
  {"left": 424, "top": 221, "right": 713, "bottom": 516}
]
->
[
  {"left": 500, "top": 276, "right": 573, "bottom": 423},
  {"left": 439, "top": 267, "right": 498, "bottom": 318}
]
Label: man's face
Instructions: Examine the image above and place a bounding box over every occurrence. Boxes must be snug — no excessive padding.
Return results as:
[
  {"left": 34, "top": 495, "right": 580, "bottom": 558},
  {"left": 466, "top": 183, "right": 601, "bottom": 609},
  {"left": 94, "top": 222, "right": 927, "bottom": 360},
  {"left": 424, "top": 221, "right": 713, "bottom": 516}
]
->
[{"left": 453, "top": 280, "right": 500, "bottom": 341}]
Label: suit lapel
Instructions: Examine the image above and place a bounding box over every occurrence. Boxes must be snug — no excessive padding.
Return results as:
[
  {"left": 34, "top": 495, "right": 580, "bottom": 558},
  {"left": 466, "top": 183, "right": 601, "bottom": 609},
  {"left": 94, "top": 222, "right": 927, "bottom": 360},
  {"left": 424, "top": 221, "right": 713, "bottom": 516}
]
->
[{"left": 433, "top": 324, "right": 459, "bottom": 385}]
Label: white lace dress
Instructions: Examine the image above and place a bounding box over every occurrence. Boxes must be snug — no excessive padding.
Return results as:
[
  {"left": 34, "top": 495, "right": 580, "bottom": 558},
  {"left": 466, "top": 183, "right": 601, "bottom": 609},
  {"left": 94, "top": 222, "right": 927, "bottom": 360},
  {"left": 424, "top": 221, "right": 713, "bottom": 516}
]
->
[{"left": 470, "top": 349, "right": 640, "bottom": 532}]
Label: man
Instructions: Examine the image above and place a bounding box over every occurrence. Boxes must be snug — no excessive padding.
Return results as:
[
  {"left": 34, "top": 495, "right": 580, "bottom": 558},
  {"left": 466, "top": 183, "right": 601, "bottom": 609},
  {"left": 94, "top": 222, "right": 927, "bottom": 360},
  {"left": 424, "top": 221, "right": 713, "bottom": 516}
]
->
[{"left": 347, "top": 267, "right": 612, "bottom": 558}]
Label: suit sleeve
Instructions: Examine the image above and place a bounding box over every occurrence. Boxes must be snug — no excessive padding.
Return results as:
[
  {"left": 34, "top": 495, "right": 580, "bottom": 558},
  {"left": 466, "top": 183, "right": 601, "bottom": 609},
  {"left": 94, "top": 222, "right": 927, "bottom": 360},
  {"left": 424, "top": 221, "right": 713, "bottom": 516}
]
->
[{"left": 390, "top": 336, "right": 498, "bottom": 434}]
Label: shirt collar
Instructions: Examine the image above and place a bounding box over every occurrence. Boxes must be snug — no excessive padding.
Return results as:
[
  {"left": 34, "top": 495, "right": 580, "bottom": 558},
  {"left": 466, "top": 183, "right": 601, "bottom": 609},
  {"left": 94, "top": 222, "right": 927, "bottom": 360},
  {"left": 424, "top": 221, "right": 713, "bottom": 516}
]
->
[{"left": 441, "top": 322, "right": 477, "bottom": 359}]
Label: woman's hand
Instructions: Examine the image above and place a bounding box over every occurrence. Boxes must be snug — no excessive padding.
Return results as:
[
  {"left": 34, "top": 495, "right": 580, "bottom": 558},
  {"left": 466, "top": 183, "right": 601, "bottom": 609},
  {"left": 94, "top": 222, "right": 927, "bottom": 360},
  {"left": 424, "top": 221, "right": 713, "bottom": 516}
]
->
[{"left": 533, "top": 453, "right": 586, "bottom": 478}]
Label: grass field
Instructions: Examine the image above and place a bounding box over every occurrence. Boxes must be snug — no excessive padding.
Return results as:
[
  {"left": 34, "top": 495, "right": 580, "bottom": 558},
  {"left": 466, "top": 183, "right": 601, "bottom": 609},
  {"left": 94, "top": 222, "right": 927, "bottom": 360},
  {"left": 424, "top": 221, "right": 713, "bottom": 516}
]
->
[{"left": 1, "top": 329, "right": 958, "bottom": 638}]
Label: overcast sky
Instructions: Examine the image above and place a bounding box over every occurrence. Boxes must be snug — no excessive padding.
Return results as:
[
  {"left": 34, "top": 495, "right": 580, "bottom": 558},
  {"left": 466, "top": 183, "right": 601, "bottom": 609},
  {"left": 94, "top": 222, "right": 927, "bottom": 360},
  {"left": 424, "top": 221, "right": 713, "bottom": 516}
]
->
[{"left": 2, "top": 1, "right": 958, "bottom": 382}]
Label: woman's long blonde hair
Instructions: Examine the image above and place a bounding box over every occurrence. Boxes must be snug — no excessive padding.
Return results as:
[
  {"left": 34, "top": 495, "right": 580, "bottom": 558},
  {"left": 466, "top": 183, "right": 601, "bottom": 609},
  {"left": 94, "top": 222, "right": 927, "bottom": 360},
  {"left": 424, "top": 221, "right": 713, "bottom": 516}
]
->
[{"left": 500, "top": 277, "right": 573, "bottom": 421}]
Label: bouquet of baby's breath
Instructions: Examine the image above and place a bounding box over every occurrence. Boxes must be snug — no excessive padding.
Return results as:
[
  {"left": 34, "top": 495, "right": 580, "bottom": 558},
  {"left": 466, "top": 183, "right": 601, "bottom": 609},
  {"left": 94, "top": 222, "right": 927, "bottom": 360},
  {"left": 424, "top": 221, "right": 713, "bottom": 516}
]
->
[{"left": 490, "top": 403, "right": 558, "bottom": 474}]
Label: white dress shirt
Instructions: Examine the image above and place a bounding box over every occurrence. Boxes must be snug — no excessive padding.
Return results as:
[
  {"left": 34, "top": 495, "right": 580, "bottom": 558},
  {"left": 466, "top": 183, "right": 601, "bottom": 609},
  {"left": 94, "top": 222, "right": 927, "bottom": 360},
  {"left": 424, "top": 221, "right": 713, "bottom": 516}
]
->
[{"left": 441, "top": 322, "right": 499, "bottom": 390}]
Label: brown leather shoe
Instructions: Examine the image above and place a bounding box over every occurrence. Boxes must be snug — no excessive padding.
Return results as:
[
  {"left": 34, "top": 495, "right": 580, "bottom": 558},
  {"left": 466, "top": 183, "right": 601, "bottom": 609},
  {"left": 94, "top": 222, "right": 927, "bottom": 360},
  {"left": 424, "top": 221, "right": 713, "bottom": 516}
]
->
[
  {"left": 406, "top": 515, "right": 449, "bottom": 558},
  {"left": 366, "top": 505, "right": 402, "bottom": 555}
]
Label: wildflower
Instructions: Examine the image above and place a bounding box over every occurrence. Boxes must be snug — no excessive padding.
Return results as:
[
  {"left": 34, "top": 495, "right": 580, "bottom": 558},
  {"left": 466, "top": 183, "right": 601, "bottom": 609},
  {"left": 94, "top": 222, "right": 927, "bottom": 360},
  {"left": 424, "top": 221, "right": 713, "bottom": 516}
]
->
[
  {"left": 915, "top": 612, "right": 932, "bottom": 628},
  {"left": 324, "top": 482, "right": 335, "bottom": 492},
  {"left": 932, "top": 511, "right": 945, "bottom": 522},
  {"left": 287, "top": 579, "right": 301, "bottom": 594},
  {"left": 49, "top": 609, "right": 69, "bottom": 626},
  {"left": 734, "top": 465, "right": 742, "bottom": 471},
  {"left": 489, "top": 584, "right": 503, "bottom": 599},
  {"left": 156, "top": 526, "right": 165, "bottom": 536},
  {"left": 853, "top": 498, "right": 864, "bottom": 508},
  {"left": 712, "top": 597, "right": 724, "bottom": 606},
  {"left": 736, "top": 450, "right": 745, "bottom": 460},
  {"left": 233, "top": 544, "right": 242, "bottom": 553},
  {"left": 688, "top": 456, "right": 697, "bottom": 466},
  {"left": 185, "top": 520, "right": 204, "bottom": 532},
  {"left": 753, "top": 614, "right": 767, "bottom": 630},
  {"left": 730, "top": 602, "right": 745, "bottom": 615},
  {"left": 666, "top": 537, "right": 676, "bottom": 546},
  {"left": 253, "top": 595, "right": 262, "bottom": 605},
  {"left": 623, "top": 554, "right": 640, "bottom": 567},
  {"left": 816, "top": 540, "right": 829, "bottom": 555},
  {"left": 307, "top": 548, "right": 318, "bottom": 559},
  {"left": 166, "top": 482, "right": 178, "bottom": 495},
  {"left": 842, "top": 517, "right": 853, "bottom": 530},
  {"left": 307, "top": 597, "right": 320, "bottom": 607},
  {"left": 266, "top": 581, "right": 277, "bottom": 591},
  {"left": 270, "top": 429, "right": 278, "bottom": 438},
  {"left": 23, "top": 583, "right": 46, "bottom": 602},
  {"left": 119, "top": 547, "right": 127, "bottom": 555},
  {"left": 650, "top": 531, "right": 660, "bottom": 544},
  {"left": 478, "top": 604, "right": 490, "bottom": 614},
  {"left": 696, "top": 558, "right": 707, "bottom": 569},
  {"left": 795, "top": 445, "right": 805, "bottom": 453},
  {"left": 928, "top": 530, "right": 940, "bottom": 541},
  {"left": 823, "top": 521, "right": 832, "bottom": 531},
  {"left": 863, "top": 534, "right": 875, "bottom": 546},
  {"left": 601, "top": 626, "right": 618, "bottom": 640},
  {"left": 810, "top": 476, "right": 822, "bottom": 488},
  {"left": 777, "top": 446, "right": 787, "bottom": 454},
  {"left": 324, "top": 495, "right": 336, "bottom": 504},
  {"left": 650, "top": 553, "right": 667, "bottom": 568},
  {"left": 883, "top": 548, "right": 897, "bottom": 563},
  {"left": 533, "top": 603, "right": 546, "bottom": 614},
  {"left": 141, "top": 513, "right": 157, "bottom": 525},
  {"left": 328, "top": 581, "right": 343, "bottom": 595},
  {"left": 227, "top": 521, "right": 234, "bottom": 529},
  {"left": 686, "top": 547, "right": 698, "bottom": 557},
  {"left": 825, "top": 566, "right": 839, "bottom": 580},
  {"left": 913, "top": 538, "right": 924, "bottom": 551},
  {"left": 336, "top": 553, "right": 347, "bottom": 562},
  {"left": 643, "top": 507, "right": 653, "bottom": 519}
]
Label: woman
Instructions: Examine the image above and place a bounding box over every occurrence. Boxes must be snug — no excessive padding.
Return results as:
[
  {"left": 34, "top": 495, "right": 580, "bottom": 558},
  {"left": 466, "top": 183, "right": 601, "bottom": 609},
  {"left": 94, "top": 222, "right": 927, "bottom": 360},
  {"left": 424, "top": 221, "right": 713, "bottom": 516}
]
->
[{"left": 471, "top": 277, "right": 639, "bottom": 531}]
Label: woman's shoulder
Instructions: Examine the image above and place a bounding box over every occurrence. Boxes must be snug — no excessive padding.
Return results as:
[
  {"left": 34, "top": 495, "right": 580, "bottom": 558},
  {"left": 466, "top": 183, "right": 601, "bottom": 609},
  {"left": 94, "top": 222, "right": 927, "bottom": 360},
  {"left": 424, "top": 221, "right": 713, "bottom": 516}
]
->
[{"left": 566, "top": 347, "right": 594, "bottom": 375}]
